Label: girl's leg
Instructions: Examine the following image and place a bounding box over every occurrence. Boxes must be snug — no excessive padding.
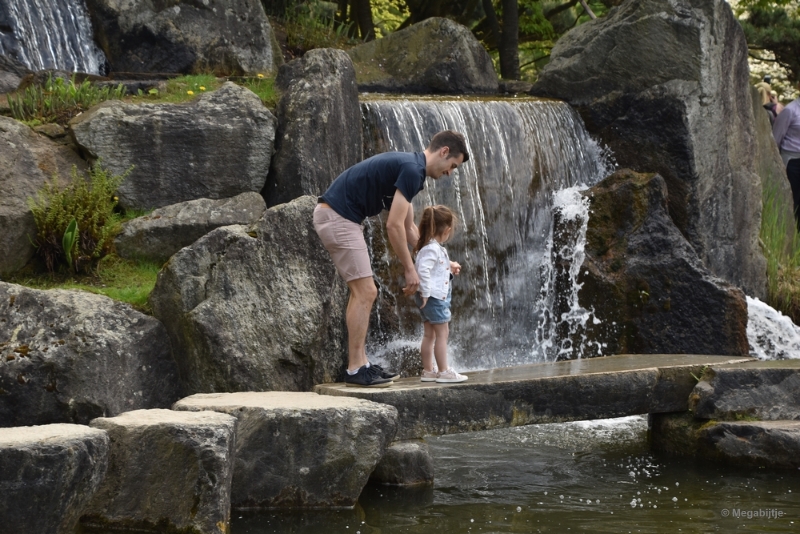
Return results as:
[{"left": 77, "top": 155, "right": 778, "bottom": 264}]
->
[
  {"left": 421, "top": 321, "right": 436, "bottom": 371},
  {"left": 432, "top": 322, "right": 449, "bottom": 372}
]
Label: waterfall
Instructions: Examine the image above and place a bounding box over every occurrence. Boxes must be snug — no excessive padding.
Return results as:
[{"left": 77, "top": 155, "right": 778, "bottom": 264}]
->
[
  {"left": 0, "top": 0, "right": 105, "bottom": 74},
  {"left": 361, "top": 96, "right": 612, "bottom": 371}
]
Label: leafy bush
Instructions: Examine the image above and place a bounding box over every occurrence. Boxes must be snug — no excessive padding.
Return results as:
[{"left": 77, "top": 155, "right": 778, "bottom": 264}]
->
[
  {"left": 28, "top": 164, "right": 130, "bottom": 273},
  {"left": 281, "top": 1, "right": 357, "bottom": 56},
  {"left": 9, "top": 75, "right": 126, "bottom": 125}
]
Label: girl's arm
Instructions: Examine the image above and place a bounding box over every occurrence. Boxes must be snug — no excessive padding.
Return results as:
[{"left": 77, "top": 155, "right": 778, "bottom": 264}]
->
[{"left": 450, "top": 261, "right": 461, "bottom": 275}]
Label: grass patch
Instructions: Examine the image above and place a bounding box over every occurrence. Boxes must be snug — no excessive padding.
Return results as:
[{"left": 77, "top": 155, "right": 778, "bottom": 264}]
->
[
  {"left": 7, "top": 255, "right": 162, "bottom": 314},
  {"left": 9, "top": 75, "right": 126, "bottom": 125},
  {"left": 127, "top": 73, "right": 280, "bottom": 109},
  {"left": 761, "top": 179, "right": 800, "bottom": 322}
]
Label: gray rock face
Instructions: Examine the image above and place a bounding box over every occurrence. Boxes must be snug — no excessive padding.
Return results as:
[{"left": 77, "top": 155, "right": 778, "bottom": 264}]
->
[
  {"left": 370, "top": 440, "right": 434, "bottom": 486},
  {"left": 115, "top": 192, "right": 267, "bottom": 264},
  {"left": 0, "top": 283, "right": 180, "bottom": 427},
  {"left": 0, "top": 116, "right": 86, "bottom": 276},
  {"left": 263, "top": 48, "right": 362, "bottom": 207},
  {"left": 0, "top": 54, "right": 31, "bottom": 93},
  {"left": 698, "top": 420, "right": 800, "bottom": 469},
  {"left": 84, "top": 409, "right": 237, "bottom": 534},
  {"left": 532, "top": 0, "right": 767, "bottom": 299},
  {"left": 555, "top": 169, "right": 749, "bottom": 357},
  {"left": 173, "top": 392, "right": 398, "bottom": 508},
  {"left": 690, "top": 361, "right": 800, "bottom": 421},
  {"left": 70, "top": 82, "right": 277, "bottom": 210},
  {"left": 348, "top": 17, "right": 499, "bottom": 94},
  {"left": 0, "top": 424, "right": 109, "bottom": 534},
  {"left": 149, "top": 195, "right": 349, "bottom": 394},
  {"left": 84, "top": 0, "right": 281, "bottom": 75}
]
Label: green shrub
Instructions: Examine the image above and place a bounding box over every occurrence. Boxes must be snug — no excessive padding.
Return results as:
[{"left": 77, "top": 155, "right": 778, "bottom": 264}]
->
[
  {"left": 239, "top": 75, "right": 281, "bottom": 108},
  {"left": 28, "top": 164, "right": 130, "bottom": 273},
  {"left": 9, "top": 75, "right": 126, "bottom": 125},
  {"left": 282, "top": 1, "right": 357, "bottom": 55}
]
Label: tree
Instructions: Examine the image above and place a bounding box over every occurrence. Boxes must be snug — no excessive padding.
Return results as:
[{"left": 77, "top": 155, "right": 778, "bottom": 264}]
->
[{"left": 735, "top": 1, "right": 800, "bottom": 82}]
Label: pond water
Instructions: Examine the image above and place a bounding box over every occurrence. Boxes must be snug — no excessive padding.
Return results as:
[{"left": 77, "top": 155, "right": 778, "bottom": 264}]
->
[{"left": 231, "top": 416, "right": 799, "bottom": 533}]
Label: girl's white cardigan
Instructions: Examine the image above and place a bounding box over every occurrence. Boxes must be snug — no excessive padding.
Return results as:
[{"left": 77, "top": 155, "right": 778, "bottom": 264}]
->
[{"left": 415, "top": 239, "right": 451, "bottom": 300}]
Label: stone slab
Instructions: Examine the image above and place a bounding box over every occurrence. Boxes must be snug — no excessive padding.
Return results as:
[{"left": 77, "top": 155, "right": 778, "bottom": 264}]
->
[
  {"left": 0, "top": 424, "right": 109, "bottom": 534},
  {"left": 172, "top": 392, "right": 398, "bottom": 509},
  {"left": 84, "top": 409, "right": 237, "bottom": 534},
  {"left": 699, "top": 420, "right": 800, "bottom": 469},
  {"left": 315, "top": 354, "right": 753, "bottom": 440}
]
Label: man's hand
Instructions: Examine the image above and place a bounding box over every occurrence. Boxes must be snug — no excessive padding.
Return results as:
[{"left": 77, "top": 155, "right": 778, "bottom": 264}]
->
[
  {"left": 419, "top": 295, "right": 428, "bottom": 309},
  {"left": 402, "top": 267, "right": 419, "bottom": 296},
  {"left": 450, "top": 261, "right": 461, "bottom": 275}
]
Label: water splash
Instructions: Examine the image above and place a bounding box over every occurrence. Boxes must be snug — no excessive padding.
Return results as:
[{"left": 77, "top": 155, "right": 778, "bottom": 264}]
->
[
  {"left": 0, "top": 0, "right": 105, "bottom": 74},
  {"left": 746, "top": 296, "right": 800, "bottom": 359}
]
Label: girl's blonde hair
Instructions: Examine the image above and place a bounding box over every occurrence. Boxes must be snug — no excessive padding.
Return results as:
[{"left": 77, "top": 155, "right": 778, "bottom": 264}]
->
[{"left": 415, "top": 205, "right": 457, "bottom": 253}]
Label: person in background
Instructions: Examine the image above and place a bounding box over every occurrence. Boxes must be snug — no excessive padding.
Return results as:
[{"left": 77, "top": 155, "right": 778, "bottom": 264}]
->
[
  {"left": 314, "top": 131, "right": 469, "bottom": 387},
  {"left": 773, "top": 80, "right": 800, "bottom": 230},
  {"left": 757, "top": 75, "right": 782, "bottom": 124}
]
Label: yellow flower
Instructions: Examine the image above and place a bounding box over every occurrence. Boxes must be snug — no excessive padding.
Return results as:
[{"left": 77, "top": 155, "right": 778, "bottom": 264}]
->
[
  {"left": 257, "top": 73, "right": 264, "bottom": 78},
  {"left": 199, "top": 86, "right": 206, "bottom": 91},
  {"left": 187, "top": 90, "right": 194, "bottom": 95}
]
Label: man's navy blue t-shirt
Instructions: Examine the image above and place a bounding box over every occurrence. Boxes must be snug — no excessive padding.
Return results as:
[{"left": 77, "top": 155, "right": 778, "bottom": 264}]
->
[{"left": 320, "top": 151, "right": 426, "bottom": 224}]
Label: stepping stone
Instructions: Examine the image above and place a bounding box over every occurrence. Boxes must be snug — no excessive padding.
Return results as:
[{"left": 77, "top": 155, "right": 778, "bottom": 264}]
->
[
  {"left": 0, "top": 424, "right": 109, "bottom": 534},
  {"left": 173, "top": 391, "right": 398, "bottom": 508},
  {"left": 698, "top": 420, "right": 800, "bottom": 469},
  {"left": 370, "top": 439, "right": 434, "bottom": 486},
  {"left": 82, "top": 409, "right": 237, "bottom": 534}
]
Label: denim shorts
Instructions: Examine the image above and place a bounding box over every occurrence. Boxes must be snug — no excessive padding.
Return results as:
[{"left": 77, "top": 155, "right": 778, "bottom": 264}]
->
[{"left": 414, "top": 286, "right": 452, "bottom": 324}]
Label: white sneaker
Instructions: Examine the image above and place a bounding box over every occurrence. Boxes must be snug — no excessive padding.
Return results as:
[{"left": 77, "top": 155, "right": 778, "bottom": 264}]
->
[
  {"left": 420, "top": 369, "right": 438, "bottom": 382},
  {"left": 436, "top": 369, "right": 468, "bottom": 383}
]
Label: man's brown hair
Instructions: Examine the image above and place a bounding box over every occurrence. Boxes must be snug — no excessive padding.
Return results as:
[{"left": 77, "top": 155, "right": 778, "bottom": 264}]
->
[{"left": 429, "top": 130, "right": 469, "bottom": 163}]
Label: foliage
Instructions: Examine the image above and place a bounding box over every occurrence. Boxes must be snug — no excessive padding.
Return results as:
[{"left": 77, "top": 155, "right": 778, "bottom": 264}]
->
[
  {"left": 8, "top": 255, "right": 161, "bottom": 314},
  {"left": 131, "top": 74, "right": 221, "bottom": 103},
  {"left": 8, "top": 75, "right": 126, "bottom": 125},
  {"left": 760, "top": 179, "right": 800, "bottom": 323},
  {"left": 28, "top": 164, "right": 129, "bottom": 273},
  {"left": 281, "top": 0, "right": 358, "bottom": 56},
  {"left": 239, "top": 75, "right": 281, "bottom": 109},
  {"left": 734, "top": 1, "right": 800, "bottom": 84},
  {"left": 372, "top": 0, "right": 410, "bottom": 37}
]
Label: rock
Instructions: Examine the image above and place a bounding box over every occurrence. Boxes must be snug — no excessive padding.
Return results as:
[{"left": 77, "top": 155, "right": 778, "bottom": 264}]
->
[
  {"left": 115, "top": 192, "right": 267, "bottom": 264},
  {"left": 689, "top": 360, "right": 800, "bottom": 421},
  {"left": 149, "top": 195, "right": 349, "bottom": 394},
  {"left": 697, "top": 420, "right": 800, "bottom": 469},
  {"left": 263, "top": 48, "right": 362, "bottom": 207},
  {"left": 84, "top": 0, "right": 281, "bottom": 75},
  {"left": 531, "top": 0, "right": 767, "bottom": 299},
  {"left": 173, "top": 392, "right": 398, "bottom": 508},
  {"left": 83, "top": 409, "right": 237, "bottom": 534},
  {"left": 0, "top": 283, "right": 180, "bottom": 427},
  {"left": 370, "top": 440, "right": 434, "bottom": 486},
  {"left": 0, "top": 54, "right": 31, "bottom": 93},
  {"left": 556, "top": 169, "right": 749, "bottom": 357},
  {"left": 0, "top": 424, "right": 109, "bottom": 534},
  {"left": 648, "top": 412, "right": 703, "bottom": 456},
  {"left": 347, "top": 17, "right": 499, "bottom": 94},
  {"left": 70, "top": 82, "right": 277, "bottom": 210},
  {"left": 0, "top": 116, "right": 86, "bottom": 276}
]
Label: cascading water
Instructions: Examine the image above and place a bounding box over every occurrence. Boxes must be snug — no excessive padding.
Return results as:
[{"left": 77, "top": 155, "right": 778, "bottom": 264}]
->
[
  {"left": 360, "top": 96, "right": 612, "bottom": 371},
  {"left": 0, "top": 0, "right": 105, "bottom": 74}
]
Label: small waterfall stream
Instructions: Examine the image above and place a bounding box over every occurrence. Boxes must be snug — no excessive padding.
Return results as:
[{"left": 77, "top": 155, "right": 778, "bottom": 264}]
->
[
  {"left": 0, "top": 0, "right": 105, "bottom": 74},
  {"left": 360, "top": 96, "right": 612, "bottom": 370}
]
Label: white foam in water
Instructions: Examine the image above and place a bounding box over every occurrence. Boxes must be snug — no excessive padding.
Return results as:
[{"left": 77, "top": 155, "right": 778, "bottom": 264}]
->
[{"left": 746, "top": 296, "right": 800, "bottom": 359}]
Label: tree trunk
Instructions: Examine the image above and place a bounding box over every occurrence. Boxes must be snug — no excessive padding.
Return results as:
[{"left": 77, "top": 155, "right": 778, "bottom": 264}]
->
[
  {"left": 480, "top": 0, "right": 501, "bottom": 48},
  {"left": 350, "top": 0, "right": 375, "bottom": 41},
  {"left": 499, "top": 0, "right": 519, "bottom": 79}
]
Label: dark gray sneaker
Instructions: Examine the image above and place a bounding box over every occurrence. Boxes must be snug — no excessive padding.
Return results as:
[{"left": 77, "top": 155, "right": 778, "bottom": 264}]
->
[
  {"left": 370, "top": 364, "right": 399, "bottom": 380},
  {"left": 345, "top": 365, "right": 392, "bottom": 388}
]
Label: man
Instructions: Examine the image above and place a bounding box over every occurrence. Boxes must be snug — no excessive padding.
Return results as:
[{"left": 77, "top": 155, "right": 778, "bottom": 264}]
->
[
  {"left": 773, "top": 81, "right": 800, "bottom": 230},
  {"left": 313, "top": 130, "right": 469, "bottom": 387}
]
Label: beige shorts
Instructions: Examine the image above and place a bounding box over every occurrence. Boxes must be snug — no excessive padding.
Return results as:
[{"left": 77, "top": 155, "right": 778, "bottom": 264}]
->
[{"left": 313, "top": 204, "right": 373, "bottom": 282}]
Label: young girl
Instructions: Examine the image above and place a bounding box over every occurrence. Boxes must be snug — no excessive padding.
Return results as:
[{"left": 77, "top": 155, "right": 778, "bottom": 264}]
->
[{"left": 414, "top": 205, "right": 468, "bottom": 383}]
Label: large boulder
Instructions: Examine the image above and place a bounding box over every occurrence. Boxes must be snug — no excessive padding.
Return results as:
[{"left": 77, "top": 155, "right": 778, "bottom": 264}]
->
[
  {"left": 0, "top": 54, "right": 31, "bottom": 93},
  {"left": 0, "top": 116, "right": 86, "bottom": 277},
  {"left": 263, "top": 48, "right": 362, "bottom": 207},
  {"left": 83, "top": 409, "right": 237, "bottom": 534},
  {"left": 149, "top": 195, "right": 349, "bottom": 394},
  {"left": 553, "top": 169, "right": 749, "bottom": 357},
  {"left": 173, "top": 392, "right": 398, "bottom": 508},
  {"left": 347, "top": 17, "right": 499, "bottom": 94},
  {"left": 0, "top": 424, "right": 109, "bottom": 534},
  {"left": 115, "top": 192, "right": 267, "bottom": 264},
  {"left": 70, "top": 82, "right": 277, "bottom": 210},
  {"left": 0, "top": 283, "right": 180, "bottom": 427},
  {"left": 532, "top": 0, "right": 767, "bottom": 299},
  {"left": 84, "top": 0, "right": 282, "bottom": 75}
]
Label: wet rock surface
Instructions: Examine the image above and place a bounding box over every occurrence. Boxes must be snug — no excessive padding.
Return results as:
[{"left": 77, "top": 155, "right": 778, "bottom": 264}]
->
[
  {"left": 0, "top": 282, "right": 180, "bottom": 427},
  {"left": 114, "top": 192, "right": 266, "bottom": 264},
  {"left": 370, "top": 440, "right": 434, "bottom": 486},
  {"left": 173, "top": 392, "right": 398, "bottom": 508},
  {"left": 70, "top": 82, "right": 276, "bottom": 210},
  {"left": 264, "top": 48, "right": 362, "bottom": 207},
  {"left": 149, "top": 195, "right": 349, "bottom": 394},
  {"left": 83, "top": 409, "right": 237, "bottom": 534},
  {"left": 0, "top": 424, "right": 109, "bottom": 534},
  {"left": 348, "top": 17, "right": 499, "bottom": 94}
]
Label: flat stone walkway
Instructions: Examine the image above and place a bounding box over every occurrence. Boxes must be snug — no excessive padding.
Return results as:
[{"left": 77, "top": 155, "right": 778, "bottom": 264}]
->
[{"left": 315, "top": 354, "right": 753, "bottom": 440}]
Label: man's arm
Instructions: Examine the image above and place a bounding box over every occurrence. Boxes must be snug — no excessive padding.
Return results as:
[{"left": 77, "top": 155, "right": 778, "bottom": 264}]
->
[
  {"left": 404, "top": 200, "right": 419, "bottom": 247},
  {"left": 386, "top": 189, "right": 419, "bottom": 296},
  {"left": 773, "top": 105, "right": 792, "bottom": 149}
]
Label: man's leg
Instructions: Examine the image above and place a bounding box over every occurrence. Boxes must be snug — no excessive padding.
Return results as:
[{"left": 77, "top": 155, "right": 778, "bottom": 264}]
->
[
  {"left": 346, "top": 276, "right": 377, "bottom": 371},
  {"left": 788, "top": 159, "right": 800, "bottom": 231}
]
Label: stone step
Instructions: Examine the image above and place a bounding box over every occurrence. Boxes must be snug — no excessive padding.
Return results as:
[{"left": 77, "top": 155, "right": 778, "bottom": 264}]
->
[{"left": 315, "top": 354, "right": 753, "bottom": 440}]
